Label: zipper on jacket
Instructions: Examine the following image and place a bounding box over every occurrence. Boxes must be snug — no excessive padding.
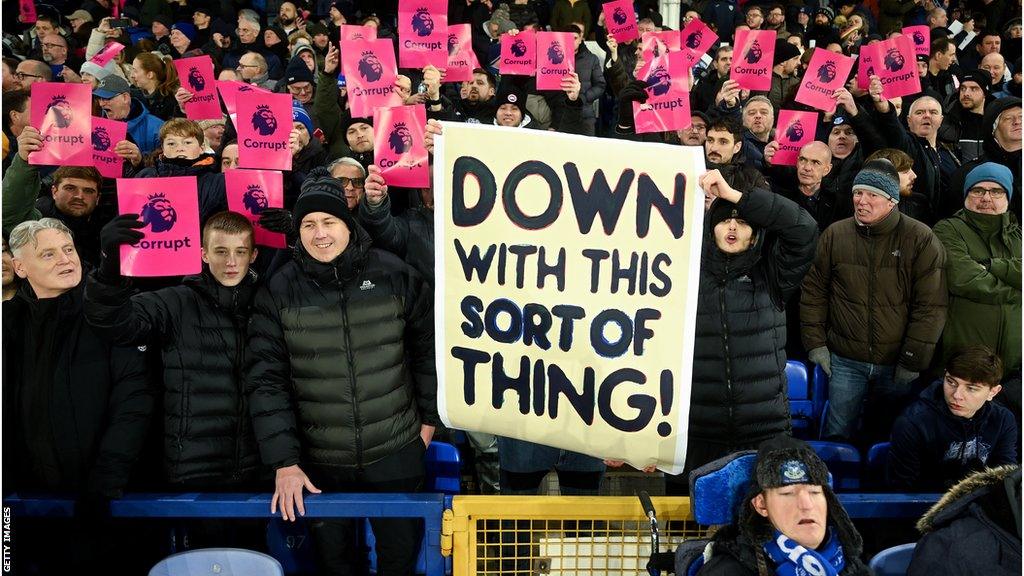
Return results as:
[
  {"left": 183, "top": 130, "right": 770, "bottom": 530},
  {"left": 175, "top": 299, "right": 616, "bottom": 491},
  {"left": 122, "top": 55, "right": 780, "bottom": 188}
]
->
[
  {"left": 867, "top": 229, "right": 875, "bottom": 359},
  {"left": 231, "top": 287, "right": 245, "bottom": 482},
  {"left": 719, "top": 259, "right": 735, "bottom": 439},
  {"left": 338, "top": 268, "right": 364, "bottom": 467}
]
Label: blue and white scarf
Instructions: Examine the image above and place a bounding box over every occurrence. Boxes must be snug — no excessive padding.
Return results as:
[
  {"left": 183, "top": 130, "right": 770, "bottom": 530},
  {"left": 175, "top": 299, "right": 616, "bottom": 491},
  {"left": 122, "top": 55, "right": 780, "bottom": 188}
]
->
[{"left": 762, "top": 528, "right": 845, "bottom": 576}]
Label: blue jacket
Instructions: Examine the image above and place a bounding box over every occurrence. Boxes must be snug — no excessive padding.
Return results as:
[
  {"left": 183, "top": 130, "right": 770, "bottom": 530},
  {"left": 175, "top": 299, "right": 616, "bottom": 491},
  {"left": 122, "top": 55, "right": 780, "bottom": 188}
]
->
[
  {"left": 121, "top": 98, "right": 164, "bottom": 156},
  {"left": 888, "top": 380, "right": 1018, "bottom": 492}
]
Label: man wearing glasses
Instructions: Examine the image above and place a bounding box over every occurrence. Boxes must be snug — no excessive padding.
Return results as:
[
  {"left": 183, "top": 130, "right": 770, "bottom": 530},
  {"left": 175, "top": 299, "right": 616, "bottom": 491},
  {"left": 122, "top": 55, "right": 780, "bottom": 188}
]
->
[
  {"left": 12, "top": 60, "right": 52, "bottom": 90},
  {"left": 222, "top": 10, "right": 283, "bottom": 80},
  {"left": 327, "top": 157, "right": 367, "bottom": 210},
  {"left": 933, "top": 162, "right": 1021, "bottom": 376},
  {"left": 40, "top": 34, "right": 76, "bottom": 80},
  {"left": 236, "top": 52, "right": 276, "bottom": 90},
  {"left": 948, "top": 97, "right": 1022, "bottom": 222}
]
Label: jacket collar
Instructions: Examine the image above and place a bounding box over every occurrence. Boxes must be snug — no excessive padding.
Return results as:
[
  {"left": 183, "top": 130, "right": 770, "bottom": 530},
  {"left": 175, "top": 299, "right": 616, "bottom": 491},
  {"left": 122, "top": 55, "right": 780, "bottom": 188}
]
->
[
  {"left": 295, "top": 222, "right": 371, "bottom": 286},
  {"left": 854, "top": 205, "right": 900, "bottom": 237}
]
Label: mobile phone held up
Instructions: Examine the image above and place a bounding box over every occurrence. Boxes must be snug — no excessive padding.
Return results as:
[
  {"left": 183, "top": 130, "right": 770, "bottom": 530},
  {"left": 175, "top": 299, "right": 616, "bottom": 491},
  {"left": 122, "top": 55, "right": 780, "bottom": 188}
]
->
[{"left": 109, "top": 18, "right": 130, "bottom": 28}]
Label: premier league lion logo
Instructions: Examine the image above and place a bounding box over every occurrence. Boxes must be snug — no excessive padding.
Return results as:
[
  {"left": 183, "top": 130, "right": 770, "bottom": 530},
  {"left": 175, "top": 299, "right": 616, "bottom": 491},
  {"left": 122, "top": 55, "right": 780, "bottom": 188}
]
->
[
  {"left": 817, "top": 60, "right": 837, "bottom": 83},
  {"left": 510, "top": 38, "right": 528, "bottom": 57},
  {"left": 92, "top": 127, "right": 111, "bottom": 151},
  {"left": 912, "top": 31, "right": 926, "bottom": 46},
  {"left": 243, "top": 184, "right": 269, "bottom": 215},
  {"left": 45, "top": 95, "right": 74, "bottom": 129},
  {"left": 785, "top": 120, "right": 805, "bottom": 142},
  {"left": 612, "top": 7, "right": 628, "bottom": 26},
  {"left": 358, "top": 50, "right": 384, "bottom": 82},
  {"left": 388, "top": 122, "right": 414, "bottom": 154},
  {"left": 140, "top": 193, "right": 177, "bottom": 233},
  {"left": 884, "top": 47, "right": 905, "bottom": 72},
  {"left": 548, "top": 41, "right": 565, "bottom": 64},
  {"left": 448, "top": 33, "right": 459, "bottom": 56},
  {"left": 187, "top": 66, "right": 206, "bottom": 92},
  {"left": 744, "top": 40, "right": 763, "bottom": 64},
  {"left": 645, "top": 65, "right": 672, "bottom": 96},
  {"left": 412, "top": 7, "right": 434, "bottom": 37},
  {"left": 685, "top": 31, "right": 702, "bottom": 50},
  {"left": 250, "top": 105, "right": 278, "bottom": 136}
]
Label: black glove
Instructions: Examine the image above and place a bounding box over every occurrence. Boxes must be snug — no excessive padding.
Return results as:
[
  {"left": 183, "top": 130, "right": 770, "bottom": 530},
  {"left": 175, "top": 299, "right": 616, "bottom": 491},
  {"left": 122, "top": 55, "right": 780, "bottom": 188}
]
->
[
  {"left": 98, "top": 214, "right": 145, "bottom": 282},
  {"left": 616, "top": 80, "right": 649, "bottom": 128},
  {"left": 258, "top": 208, "right": 294, "bottom": 236}
]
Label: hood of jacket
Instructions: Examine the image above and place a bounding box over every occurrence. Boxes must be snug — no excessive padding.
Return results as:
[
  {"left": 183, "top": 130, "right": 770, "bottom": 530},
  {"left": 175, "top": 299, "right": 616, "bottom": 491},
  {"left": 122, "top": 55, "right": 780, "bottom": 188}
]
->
[
  {"left": 702, "top": 197, "right": 765, "bottom": 282},
  {"left": 916, "top": 464, "right": 1021, "bottom": 533}
]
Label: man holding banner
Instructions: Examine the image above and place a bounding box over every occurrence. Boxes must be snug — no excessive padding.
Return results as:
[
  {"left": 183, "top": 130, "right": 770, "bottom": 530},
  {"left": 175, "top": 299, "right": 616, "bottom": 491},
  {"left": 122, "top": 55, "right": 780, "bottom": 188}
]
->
[{"left": 247, "top": 168, "right": 436, "bottom": 575}]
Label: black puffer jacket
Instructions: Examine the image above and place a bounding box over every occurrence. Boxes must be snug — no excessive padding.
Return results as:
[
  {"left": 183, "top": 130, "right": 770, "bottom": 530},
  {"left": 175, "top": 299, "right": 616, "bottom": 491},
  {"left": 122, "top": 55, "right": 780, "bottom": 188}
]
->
[
  {"left": 690, "top": 187, "right": 819, "bottom": 445},
  {"left": 135, "top": 154, "right": 227, "bottom": 224},
  {"left": 246, "top": 226, "right": 437, "bottom": 471},
  {"left": 84, "top": 270, "right": 263, "bottom": 485}
]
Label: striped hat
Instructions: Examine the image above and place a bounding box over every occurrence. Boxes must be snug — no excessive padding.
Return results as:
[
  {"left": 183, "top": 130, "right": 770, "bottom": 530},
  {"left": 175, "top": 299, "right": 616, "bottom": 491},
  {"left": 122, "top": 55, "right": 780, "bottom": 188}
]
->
[{"left": 853, "top": 159, "right": 900, "bottom": 203}]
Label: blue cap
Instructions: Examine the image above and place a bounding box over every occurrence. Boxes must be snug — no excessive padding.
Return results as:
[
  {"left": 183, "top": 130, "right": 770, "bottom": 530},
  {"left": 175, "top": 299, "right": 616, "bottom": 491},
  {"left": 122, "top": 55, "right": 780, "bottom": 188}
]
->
[
  {"left": 93, "top": 75, "right": 130, "bottom": 99},
  {"left": 964, "top": 162, "right": 1015, "bottom": 199}
]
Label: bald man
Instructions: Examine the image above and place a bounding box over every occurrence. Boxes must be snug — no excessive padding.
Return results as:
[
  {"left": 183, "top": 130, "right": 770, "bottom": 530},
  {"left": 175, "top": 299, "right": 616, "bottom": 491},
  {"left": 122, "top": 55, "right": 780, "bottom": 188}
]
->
[
  {"left": 39, "top": 34, "right": 72, "bottom": 79},
  {"left": 12, "top": 59, "right": 52, "bottom": 90},
  {"left": 763, "top": 140, "right": 838, "bottom": 230},
  {"left": 981, "top": 53, "right": 1012, "bottom": 97}
]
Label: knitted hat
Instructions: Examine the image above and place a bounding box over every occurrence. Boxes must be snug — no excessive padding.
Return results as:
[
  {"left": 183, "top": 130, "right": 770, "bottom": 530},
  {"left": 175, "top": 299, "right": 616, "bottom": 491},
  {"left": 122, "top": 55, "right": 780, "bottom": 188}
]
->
[
  {"left": 293, "top": 167, "right": 356, "bottom": 228},
  {"left": 960, "top": 69, "right": 993, "bottom": 97},
  {"left": 773, "top": 38, "right": 801, "bottom": 66},
  {"left": 964, "top": 162, "right": 1014, "bottom": 198},
  {"left": 983, "top": 96, "right": 1022, "bottom": 136},
  {"left": 80, "top": 59, "right": 116, "bottom": 81},
  {"left": 853, "top": 158, "right": 901, "bottom": 203},
  {"left": 172, "top": 22, "right": 198, "bottom": 43},
  {"left": 754, "top": 434, "right": 830, "bottom": 491},
  {"left": 814, "top": 7, "right": 835, "bottom": 21},
  {"left": 266, "top": 26, "right": 288, "bottom": 44},
  {"left": 292, "top": 101, "right": 314, "bottom": 135},
  {"left": 495, "top": 83, "right": 526, "bottom": 116},
  {"left": 340, "top": 115, "right": 372, "bottom": 134},
  {"left": 153, "top": 15, "right": 173, "bottom": 31},
  {"left": 285, "top": 55, "right": 315, "bottom": 85}
]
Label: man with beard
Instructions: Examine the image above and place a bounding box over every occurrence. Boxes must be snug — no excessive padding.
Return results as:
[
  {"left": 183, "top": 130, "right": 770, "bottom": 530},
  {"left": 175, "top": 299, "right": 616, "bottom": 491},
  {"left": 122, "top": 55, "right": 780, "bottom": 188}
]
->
[
  {"left": 871, "top": 76, "right": 960, "bottom": 225},
  {"left": 40, "top": 33, "right": 78, "bottom": 81},
  {"left": 807, "top": 7, "right": 840, "bottom": 48},
  {"left": 449, "top": 68, "right": 498, "bottom": 123},
  {"left": 277, "top": 2, "right": 303, "bottom": 36},
  {"left": 940, "top": 70, "right": 991, "bottom": 163},
  {"left": 2, "top": 218, "right": 153, "bottom": 574},
  {"left": 341, "top": 116, "right": 374, "bottom": 169},
  {"left": 947, "top": 97, "right": 1023, "bottom": 221},
  {"left": 703, "top": 117, "right": 768, "bottom": 207}
]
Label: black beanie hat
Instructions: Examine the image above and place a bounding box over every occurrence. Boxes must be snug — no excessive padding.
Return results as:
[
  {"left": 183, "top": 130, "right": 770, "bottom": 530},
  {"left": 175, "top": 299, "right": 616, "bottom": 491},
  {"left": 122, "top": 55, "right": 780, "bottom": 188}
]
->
[
  {"left": 773, "top": 38, "right": 801, "bottom": 66},
  {"left": 293, "top": 167, "right": 356, "bottom": 228},
  {"left": 754, "top": 434, "right": 830, "bottom": 490},
  {"left": 285, "top": 54, "right": 315, "bottom": 85}
]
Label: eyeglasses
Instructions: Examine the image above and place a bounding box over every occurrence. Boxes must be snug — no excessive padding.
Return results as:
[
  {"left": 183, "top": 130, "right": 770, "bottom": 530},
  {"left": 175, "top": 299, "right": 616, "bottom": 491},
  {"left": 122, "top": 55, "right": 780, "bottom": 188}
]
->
[
  {"left": 967, "top": 187, "right": 1008, "bottom": 199},
  {"left": 288, "top": 84, "right": 314, "bottom": 94},
  {"left": 336, "top": 177, "right": 365, "bottom": 189},
  {"left": 15, "top": 71, "right": 43, "bottom": 80},
  {"left": 236, "top": 63, "right": 260, "bottom": 69}
]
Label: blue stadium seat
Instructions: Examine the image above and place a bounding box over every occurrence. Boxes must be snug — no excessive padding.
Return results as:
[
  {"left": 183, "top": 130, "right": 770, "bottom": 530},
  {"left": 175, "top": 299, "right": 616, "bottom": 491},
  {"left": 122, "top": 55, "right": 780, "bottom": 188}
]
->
[
  {"left": 787, "top": 361, "right": 815, "bottom": 438},
  {"left": 867, "top": 442, "right": 891, "bottom": 490},
  {"left": 149, "top": 548, "right": 284, "bottom": 576},
  {"left": 367, "top": 441, "right": 461, "bottom": 574},
  {"left": 869, "top": 542, "right": 916, "bottom": 576},
  {"left": 807, "top": 441, "right": 861, "bottom": 491},
  {"left": 424, "top": 441, "right": 462, "bottom": 495},
  {"left": 266, "top": 519, "right": 318, "bottom": 575}
]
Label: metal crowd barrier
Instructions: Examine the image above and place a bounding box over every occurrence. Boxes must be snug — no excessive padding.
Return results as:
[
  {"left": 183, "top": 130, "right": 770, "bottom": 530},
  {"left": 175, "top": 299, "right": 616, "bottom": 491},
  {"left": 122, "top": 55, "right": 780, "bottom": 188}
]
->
[{"left": 4, "top": 492, "right": 940, "bottom": 575}]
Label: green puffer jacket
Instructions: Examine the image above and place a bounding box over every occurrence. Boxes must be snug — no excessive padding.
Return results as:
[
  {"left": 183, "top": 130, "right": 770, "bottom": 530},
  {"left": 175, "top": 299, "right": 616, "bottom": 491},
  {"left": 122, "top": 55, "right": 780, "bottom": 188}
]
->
[
  {"left": 801, "top": 209, "right": 948, "bottom": 370},
  {"left": 933, "top": 209, "right": 1022, "bottom": 371},
  {"left": 246, "top": 226, "right": 437, "bottom": 471}
]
